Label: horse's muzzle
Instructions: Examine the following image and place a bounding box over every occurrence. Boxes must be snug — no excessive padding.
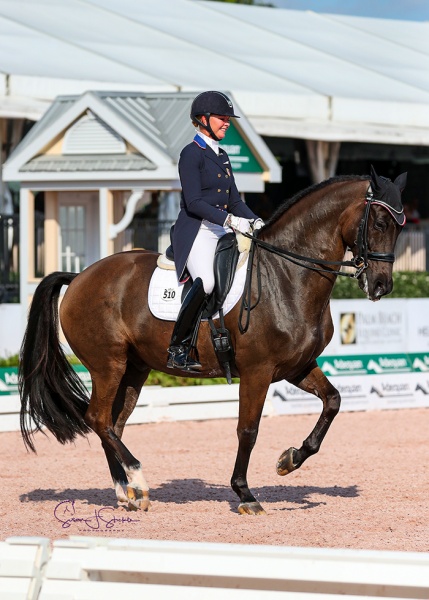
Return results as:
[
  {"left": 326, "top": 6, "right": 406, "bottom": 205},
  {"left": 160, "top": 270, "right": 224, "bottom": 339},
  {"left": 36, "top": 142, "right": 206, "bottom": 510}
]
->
[{"left": 360, "top": 272, "right": 393, "bottom": 301}]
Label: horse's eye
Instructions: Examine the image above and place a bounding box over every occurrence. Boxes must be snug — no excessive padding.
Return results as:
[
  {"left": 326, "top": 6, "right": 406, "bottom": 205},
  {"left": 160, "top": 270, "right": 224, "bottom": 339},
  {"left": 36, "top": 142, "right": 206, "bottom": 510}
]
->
[{"left": 374, "top": 220, "right": 387, "bottom": 232}]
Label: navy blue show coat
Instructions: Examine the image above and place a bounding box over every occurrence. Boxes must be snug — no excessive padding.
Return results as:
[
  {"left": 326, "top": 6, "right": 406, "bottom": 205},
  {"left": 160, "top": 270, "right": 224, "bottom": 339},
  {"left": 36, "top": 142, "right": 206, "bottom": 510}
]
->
[{"left": 172, "top": 133, "right": 259, "bottom": 280}]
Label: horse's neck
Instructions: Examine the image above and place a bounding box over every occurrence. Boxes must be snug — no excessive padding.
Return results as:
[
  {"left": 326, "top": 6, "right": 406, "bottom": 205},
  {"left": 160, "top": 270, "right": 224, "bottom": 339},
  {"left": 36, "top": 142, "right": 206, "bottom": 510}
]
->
[{"left": 266, "top": 189, "right": 352, "bottom": 261}]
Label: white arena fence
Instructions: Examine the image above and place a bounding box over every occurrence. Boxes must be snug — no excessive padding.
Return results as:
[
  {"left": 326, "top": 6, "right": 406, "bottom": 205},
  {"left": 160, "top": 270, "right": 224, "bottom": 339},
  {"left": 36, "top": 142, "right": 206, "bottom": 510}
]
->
[
  {"left": 2, "top": 376, "right": 429, "bottom": 434},
  {"left": 1, "top": 536, "right": 428, "bottom": 600}
]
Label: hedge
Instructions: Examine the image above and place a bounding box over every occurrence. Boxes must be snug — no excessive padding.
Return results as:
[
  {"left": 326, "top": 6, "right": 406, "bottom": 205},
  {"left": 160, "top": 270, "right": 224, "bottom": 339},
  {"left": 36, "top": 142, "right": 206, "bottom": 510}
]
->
[
  {"left": 332, "top": 270, "right": 429, "bottom": 299},
  {"left": 0, "top": 354, "right": 237, "bottom": 386}
]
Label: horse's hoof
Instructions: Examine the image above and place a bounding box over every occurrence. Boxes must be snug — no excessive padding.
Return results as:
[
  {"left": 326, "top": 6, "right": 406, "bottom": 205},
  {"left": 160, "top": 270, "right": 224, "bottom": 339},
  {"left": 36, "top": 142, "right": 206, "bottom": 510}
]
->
[
  {"left": 238, "top": 501, "right": 266, "bottom": 515},
  {"left": 127, "top": 485, "right": 151, "bottom": 511},
  {"left": 277, "top": 447, "right": 298, "bottom": 476},
  {"left": 128, "top": 498, "right": 151, "bottom": 511}
]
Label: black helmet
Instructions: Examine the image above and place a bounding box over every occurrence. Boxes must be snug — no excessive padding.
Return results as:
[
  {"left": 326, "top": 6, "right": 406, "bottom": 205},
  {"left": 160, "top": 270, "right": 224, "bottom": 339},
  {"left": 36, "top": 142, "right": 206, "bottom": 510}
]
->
[
  {"left": 191, "top": 91, "right": 239, "bottom": 120},
  {"left": 190, "top": 91, "right": 239, "bottom": 140}
]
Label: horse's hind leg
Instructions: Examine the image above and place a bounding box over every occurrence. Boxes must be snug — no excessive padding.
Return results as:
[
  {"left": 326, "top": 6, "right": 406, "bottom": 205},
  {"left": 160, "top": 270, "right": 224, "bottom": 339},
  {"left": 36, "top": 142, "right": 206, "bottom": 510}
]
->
[
  {"left": 277, "top": 362, "right": 341, "bottom": 476},
  {"left": 99, "top": 363, "right": 151, "bottom": 506},
  {"left": 85, "top": 363, "right": 151, "bottom": 510}
]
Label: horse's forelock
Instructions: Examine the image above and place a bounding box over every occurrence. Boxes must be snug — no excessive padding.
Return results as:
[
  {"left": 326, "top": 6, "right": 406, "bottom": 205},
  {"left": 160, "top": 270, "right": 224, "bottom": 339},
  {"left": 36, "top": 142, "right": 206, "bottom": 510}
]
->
[{"left": 266, "top": 175, "right": 370, "bottom": 227}]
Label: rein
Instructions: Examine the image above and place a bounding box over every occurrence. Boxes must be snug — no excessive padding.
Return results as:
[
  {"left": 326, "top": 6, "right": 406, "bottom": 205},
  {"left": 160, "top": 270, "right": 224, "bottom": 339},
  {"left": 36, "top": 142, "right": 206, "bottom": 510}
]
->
[{"left": 238, "top": 189, "right": 396, "bottom": 334}]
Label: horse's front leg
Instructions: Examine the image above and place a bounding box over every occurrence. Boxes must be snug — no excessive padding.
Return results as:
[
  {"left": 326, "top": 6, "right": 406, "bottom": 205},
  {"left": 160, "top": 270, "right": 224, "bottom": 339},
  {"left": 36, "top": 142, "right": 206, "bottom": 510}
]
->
[
  {"left": 231, "top": 373, "right": 272, "bottom": 515},
  {"left": 277, "top": 362, "right": 340, "bottom": 476}
]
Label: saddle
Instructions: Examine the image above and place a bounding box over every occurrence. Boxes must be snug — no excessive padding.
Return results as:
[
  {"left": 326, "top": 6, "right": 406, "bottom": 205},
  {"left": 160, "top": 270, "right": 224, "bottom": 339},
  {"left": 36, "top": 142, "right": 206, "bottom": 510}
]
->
[{"left": 163, "top": 229, "right": 241, "bottom": 383}]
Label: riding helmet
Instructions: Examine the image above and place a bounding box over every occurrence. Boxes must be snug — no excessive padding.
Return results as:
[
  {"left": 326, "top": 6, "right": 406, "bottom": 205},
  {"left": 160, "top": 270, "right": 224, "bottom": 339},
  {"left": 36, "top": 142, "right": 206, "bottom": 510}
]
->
[
  {"left": 190, "top": 91, "right": 239, "bottom": 140},
  {"left": 190, "top": 91, "right": 240, "bottom": 120}
]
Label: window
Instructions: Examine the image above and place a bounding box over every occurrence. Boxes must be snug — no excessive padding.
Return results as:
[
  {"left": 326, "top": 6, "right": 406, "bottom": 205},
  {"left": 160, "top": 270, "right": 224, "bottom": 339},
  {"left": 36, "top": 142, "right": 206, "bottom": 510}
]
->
[{"left": 59, "top": 204, "right": 86, "bottom": 272}]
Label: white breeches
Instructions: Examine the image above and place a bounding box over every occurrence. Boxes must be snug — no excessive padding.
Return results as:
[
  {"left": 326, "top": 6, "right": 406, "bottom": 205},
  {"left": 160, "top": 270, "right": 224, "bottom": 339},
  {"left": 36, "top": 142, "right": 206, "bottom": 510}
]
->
[{"left": 186, "top": 219, "right": 230, "bottom": 294}]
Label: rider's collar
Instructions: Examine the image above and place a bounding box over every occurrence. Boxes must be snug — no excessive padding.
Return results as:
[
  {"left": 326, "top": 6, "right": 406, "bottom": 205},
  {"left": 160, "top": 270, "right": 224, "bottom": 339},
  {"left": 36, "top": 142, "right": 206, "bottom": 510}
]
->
[
  {"left": 366, "top": 184, "right": 406, "bottom": 227},
  {"left": 194, "top": 131, "right": 220, "bottom": 155}
]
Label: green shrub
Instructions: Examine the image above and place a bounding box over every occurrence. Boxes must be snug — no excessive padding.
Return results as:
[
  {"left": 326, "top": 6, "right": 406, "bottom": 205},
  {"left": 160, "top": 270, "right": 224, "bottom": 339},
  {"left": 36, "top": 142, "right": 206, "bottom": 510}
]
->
[
  {"left": 0, "top": 354, "right": 19, "bottom": 367},
  {"left": 0, "top": 353, "right": 237, "bottom": 385},
  {"left": 388, "top": 271, "right": 429, "bottom": 298},
  {"left": 332, "top": 271, "right": 429, "bottom": 299},
  {"left": 146, "top": 371, "right": 239, "bottom": 387}
]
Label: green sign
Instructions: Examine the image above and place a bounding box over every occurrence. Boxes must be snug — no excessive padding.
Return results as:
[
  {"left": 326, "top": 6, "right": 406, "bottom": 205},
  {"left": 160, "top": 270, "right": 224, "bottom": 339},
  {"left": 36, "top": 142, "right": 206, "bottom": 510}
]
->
[
  {"left": 0, "top": 367, "right": 18, "bottom": 395},
  {"left": 220, "top": 121, "right": 263, "bottom": 173},
  {"left": 317, "top": 353, "right": 429, "bottom": 376},
  {"left": 0, "top": 366, "right": 92, "bottom": 396},
  {"left": 73, "top": 364, "right": 93, "bottom": 391}
]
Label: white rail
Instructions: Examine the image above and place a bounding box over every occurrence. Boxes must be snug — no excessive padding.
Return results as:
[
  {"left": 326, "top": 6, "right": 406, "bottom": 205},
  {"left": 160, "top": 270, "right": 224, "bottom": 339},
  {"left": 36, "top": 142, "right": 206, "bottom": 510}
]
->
[
  {"left": 2, "top": 536, "right": 428, "bottom": 600},
  {"left": 0, "top": 537, "right": 50, "bottom": 600},
  {"left": 0, "top": 385, "right": 276, "bottom": 433}
]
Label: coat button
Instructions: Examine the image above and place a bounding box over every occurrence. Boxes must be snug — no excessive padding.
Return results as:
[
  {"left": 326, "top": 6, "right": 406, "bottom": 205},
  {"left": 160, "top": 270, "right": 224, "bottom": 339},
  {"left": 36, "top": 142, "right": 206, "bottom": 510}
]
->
[
  {"left": 225, "top": 174, "right": 229, "bottom": 178},
  {"left": 218, "top": 173, "right": 221, "bottom": 178},
  {"left": 218, "top": 189, "right": 221, "bottom": 192}
]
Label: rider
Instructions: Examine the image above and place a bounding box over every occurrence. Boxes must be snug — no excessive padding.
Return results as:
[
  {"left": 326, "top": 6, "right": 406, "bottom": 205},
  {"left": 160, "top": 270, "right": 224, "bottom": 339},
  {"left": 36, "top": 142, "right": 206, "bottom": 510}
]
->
[{"left": 167, "top": 90, "right": 264, "bottom": 371}]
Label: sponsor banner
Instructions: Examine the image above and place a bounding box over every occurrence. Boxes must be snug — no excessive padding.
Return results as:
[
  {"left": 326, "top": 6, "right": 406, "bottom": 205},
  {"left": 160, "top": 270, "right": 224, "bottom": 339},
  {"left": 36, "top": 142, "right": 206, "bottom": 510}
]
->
[
  {"left": 317, "top": 353, "right": 429, "bottom": 376},
  {"left": 406, "top": 298, "right": 429, "bottom": 351},
  {"left": 327, "top": 298, "right": 429, "bottom": 355},
  {"left": 0, "top": 367, "right": 18, "bottom": 395},
  {"left": 269, "top": 372, "right": 429, "bottom": 416},
  {"left": 0, "top": 366, "right": 91, "bottom": 396},
  {"left": 325, "top": 299, "right": 407, "bottom": 355},
  {"left": 269, "top": 377, "right": 370, "bottom": 414}
]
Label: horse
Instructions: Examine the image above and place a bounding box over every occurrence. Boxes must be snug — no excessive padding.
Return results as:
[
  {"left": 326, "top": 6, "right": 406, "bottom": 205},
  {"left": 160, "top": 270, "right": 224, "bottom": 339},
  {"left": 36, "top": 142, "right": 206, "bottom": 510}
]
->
[{"left": 19, "top": 166, "right": 406, "bottom": 515}]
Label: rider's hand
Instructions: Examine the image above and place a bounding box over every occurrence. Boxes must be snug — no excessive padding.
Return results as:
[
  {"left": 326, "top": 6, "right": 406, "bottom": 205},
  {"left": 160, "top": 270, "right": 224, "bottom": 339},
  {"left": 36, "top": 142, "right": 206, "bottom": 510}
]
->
[
  {"left": 224, "top": 214, "right": 253, "bottom": 234},
  {"left": 253, "top": 218, "right": 265, "bottom": 231}
]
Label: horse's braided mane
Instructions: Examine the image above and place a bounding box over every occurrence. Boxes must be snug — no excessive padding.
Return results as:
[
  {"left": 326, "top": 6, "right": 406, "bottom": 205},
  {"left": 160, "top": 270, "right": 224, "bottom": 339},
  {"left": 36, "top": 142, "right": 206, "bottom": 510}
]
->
[{"left": 266, "top": 174, "right": 370, "bottom": 226}]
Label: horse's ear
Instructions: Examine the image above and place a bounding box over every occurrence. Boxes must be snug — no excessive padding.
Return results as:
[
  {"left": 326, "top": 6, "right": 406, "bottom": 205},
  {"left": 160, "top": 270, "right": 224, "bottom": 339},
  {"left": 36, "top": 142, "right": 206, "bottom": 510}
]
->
[
  {"left": 370, "top": 164, "right": 382, "bottom": 192},
  {"left": 370, "top": 164, "right": 379, "bottom": 183},
  {"left": 394, "top": 172, "right": 407, "bottom": 192}
]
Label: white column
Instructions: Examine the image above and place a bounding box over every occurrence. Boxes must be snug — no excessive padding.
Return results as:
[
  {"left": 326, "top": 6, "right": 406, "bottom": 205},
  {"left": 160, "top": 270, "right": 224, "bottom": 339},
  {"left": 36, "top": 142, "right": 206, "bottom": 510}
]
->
[
  {"left": 109, "top": 188, "right": 146, "bottom": 239},
  {"left": 99, "top": 187, "right": 109, "bottom": 259},
  {"left": 0, "top": 118, "right": 3, "bottom": 208},
  {"left": 19, "top": 187, "right": 30, "bottom": 341},
  {"left": 306, "top": 140, "right": 341, "bottom": 183}
]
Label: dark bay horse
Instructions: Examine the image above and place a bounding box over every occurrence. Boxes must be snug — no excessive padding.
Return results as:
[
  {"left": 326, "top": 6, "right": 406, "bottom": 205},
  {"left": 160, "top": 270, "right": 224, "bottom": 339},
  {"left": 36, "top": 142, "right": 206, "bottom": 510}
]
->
[{"left": 19, "top": 167, "right": 406, "bottom": 515}]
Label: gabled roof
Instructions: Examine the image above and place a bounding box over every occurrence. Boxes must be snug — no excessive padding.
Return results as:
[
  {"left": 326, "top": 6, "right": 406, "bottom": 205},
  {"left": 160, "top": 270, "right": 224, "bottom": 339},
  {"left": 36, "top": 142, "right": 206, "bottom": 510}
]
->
[
  {"left": 0, "top": 0, "right": 427, "bottom": 144},
  {"left": 3, "top": 90, "right": 281, "bottom": 190},
  {"left": 19, "top": 154, "right": 156, "bottom": 173}
]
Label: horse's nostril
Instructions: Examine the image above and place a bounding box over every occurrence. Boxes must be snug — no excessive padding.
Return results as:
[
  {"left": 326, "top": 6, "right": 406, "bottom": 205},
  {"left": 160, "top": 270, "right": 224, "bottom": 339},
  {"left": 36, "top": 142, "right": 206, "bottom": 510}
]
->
[{"left": 373, "top": 281, "right": 386, "bottom": 299}]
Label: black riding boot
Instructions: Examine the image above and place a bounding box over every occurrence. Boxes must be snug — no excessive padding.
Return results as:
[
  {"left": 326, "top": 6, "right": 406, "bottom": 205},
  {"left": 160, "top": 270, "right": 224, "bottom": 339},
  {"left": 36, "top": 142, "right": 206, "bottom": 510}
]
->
[{"left": 167, "top": 278, "right": 207, "bottom": 371}]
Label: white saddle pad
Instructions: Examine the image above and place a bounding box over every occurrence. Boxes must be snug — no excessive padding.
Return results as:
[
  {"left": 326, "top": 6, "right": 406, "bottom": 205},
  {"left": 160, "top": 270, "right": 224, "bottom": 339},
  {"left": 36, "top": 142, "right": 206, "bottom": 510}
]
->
[{"left": 148, "top": 256, "right": 248, "bottom": 321}]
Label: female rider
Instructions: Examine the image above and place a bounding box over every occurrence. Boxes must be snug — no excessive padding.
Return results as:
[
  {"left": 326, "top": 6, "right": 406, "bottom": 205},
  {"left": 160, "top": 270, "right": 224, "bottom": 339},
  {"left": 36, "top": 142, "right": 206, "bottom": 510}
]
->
[{"left": 167, "top": 91, "right": 264, "bottom": 370}]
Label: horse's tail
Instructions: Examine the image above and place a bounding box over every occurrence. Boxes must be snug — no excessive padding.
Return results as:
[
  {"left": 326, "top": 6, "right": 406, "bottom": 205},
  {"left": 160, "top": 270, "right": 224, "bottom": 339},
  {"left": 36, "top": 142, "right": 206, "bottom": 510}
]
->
[{"left": 19, "top": 271, "right": 91, "bottom": 452}]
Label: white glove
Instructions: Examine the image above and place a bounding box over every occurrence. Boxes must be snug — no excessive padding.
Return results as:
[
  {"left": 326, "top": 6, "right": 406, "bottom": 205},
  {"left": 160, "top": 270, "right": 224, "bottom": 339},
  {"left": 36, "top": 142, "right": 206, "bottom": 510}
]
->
[
  {"left": 224, "top": 214, "right": 252, "bottom": 234},
  {"left": 253, "top": 218, "right": 265, "bottom": 231}
]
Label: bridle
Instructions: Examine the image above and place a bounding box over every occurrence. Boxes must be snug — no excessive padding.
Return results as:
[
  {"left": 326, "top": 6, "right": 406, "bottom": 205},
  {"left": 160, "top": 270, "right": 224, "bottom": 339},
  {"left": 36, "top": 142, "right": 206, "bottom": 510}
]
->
[
  {"left": 238, "top": 186, "right": 400, "bottom": 333},
  {"left": 353, "top": 188, "right": 396, "bottom": 274}
]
